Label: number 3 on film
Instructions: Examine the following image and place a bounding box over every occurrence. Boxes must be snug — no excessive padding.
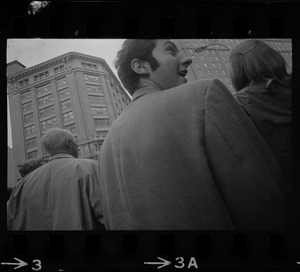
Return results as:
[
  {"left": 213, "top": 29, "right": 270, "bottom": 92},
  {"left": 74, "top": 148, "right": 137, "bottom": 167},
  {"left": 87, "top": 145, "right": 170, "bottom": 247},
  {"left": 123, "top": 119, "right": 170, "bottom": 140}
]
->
[{"left": 32, "top": 259, "right": 42, "bottom": 271}]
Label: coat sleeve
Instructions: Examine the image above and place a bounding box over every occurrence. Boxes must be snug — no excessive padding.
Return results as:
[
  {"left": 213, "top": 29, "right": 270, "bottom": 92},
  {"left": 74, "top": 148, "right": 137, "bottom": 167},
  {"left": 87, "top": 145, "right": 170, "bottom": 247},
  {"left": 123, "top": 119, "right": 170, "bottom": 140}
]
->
[{"left": 203, "top": 79, "right": 290, "bottom": 229}]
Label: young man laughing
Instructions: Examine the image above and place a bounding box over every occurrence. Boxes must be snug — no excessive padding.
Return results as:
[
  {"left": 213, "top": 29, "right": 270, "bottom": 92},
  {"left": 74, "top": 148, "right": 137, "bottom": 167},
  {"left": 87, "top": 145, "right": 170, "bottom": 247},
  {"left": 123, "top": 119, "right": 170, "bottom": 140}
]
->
[{"left": 97, "top": 39, "right": 289, "bottom": 230}]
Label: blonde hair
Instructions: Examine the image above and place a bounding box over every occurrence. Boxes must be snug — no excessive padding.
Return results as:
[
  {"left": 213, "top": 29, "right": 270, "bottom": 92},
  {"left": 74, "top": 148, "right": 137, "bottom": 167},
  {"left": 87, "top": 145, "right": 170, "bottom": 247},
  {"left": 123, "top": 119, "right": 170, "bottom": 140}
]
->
[{"left": 228, "top": 39, "right": 291, "bottom": 92}]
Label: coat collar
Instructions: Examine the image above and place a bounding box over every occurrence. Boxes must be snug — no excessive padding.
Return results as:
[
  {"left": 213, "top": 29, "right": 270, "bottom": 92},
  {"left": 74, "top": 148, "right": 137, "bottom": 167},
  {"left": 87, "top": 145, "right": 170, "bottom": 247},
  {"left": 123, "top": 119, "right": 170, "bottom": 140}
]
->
[
  {"left": 132, "top": 86, "right": 162, "bottom": 102},
  {"left": 48, "top": 153, "right": 75, "bottom": 162}
]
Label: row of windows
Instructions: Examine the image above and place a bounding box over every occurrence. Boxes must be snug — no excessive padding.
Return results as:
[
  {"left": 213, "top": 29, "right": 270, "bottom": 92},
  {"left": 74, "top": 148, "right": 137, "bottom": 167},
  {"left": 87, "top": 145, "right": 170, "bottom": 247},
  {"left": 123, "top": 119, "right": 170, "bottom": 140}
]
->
[
  {"left": 63, "top": 111, "right": 74, "bottom": 122},
  {"left": 21, "top": 90, "right": 31, "bottom": 101},
  {"left": 41, "top": 117, "right": 57, "bottom": 131},
  {"left": 26, "top": 137, "right": 37, "bottom": 150},
  {"left": 89, "top": 95, "right": 106, "bottom": 105},
  {"left": 91, "top": 106, "right": 108, "bottom": 115},
  {"left": 27, "top": 150, "right": 38, "bottom": 160},
  {"left": 84, "top": 74, "right": 99, "bottom": 81},
  {"left": 40, "top": 105, "right": 55, "bottom": 119},
  {"left": 81, "top": 62, "right": 98, "bottom": 70},
  {"left": 19, "top": 79, "right": 29, "bottom": 87},
  {"left": 59, "top": 89, "right": 70, "bottom": 99},
  {"left": 57, "top": 78, "right": 67, "bottom": 88},
  {"left": 37, "top": 85, "right": 52, "bottom": 96},
  {"left": 38, "top": 94, "right": 53, "bottom": 106},
  {"left": 65, "top": 123, "right": 76, "bottom": 134},
  {"left": 24, "top": 112, "right": 34, "bottom": 124},
  {"left": 87, "top": 85, "right": 103, "bottom": 93},
  {"left": 34, "top": 71, "right": 49, "bottom": 82},
  {"left": 94, "top": 118, "right": 111, "bottom": 128},
  {"left": 54, "top": 65, "right": 65, "bottom": 74},
  {"left": 96, "top": 131, "right": 108, "bottom": 138}
]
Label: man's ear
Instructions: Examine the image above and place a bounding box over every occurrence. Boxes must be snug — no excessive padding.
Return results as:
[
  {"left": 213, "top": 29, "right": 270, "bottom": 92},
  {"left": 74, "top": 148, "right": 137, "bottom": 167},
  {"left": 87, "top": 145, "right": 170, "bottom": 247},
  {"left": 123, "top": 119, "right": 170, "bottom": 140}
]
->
[{"left": 131, "top": 59, "right": 150, "bottom": 75}]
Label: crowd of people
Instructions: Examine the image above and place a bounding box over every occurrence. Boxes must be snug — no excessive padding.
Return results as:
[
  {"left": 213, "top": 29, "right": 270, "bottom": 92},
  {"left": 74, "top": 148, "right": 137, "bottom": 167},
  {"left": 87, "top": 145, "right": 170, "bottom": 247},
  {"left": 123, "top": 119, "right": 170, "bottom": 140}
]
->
[{"left": 7, "top": 39, "right": 291, "bottom": 230}]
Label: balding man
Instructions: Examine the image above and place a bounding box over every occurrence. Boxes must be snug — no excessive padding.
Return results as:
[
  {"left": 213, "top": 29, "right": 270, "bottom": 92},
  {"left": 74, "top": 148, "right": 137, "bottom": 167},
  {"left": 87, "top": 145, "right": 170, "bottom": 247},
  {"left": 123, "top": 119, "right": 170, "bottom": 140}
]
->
[{"left": 7, "top": 128, "right": 104, "bottom": 230}]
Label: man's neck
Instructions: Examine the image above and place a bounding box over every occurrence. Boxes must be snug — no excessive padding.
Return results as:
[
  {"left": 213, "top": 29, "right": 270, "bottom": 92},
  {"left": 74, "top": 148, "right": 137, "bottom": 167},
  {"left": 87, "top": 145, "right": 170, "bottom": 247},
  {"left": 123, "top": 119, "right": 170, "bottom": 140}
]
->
[{"left": 138, "top": 79, "right": 162, "bottom": 91}]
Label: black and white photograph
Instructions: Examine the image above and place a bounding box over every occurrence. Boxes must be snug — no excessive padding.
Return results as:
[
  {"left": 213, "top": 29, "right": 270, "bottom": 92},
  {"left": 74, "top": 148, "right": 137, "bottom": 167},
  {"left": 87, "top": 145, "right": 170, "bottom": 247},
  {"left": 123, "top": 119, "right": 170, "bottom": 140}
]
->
[{"left": 6, "top": 39, "right": 292, "bottom": 230}]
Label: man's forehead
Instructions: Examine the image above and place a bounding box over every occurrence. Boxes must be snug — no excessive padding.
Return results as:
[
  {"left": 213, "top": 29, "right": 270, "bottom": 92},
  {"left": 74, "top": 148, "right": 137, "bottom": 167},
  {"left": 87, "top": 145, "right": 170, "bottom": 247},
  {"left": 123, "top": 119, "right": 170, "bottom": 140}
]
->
[{"left": 156, "top": 39, "right": 178, "bottom": 49}]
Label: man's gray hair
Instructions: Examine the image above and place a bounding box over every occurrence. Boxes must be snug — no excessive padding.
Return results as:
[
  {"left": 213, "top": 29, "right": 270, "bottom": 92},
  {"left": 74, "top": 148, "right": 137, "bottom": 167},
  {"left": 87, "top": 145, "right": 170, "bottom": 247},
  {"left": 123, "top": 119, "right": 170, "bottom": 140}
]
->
[{"left": 41, "top": 128, "right": 76, "bottom": 156}]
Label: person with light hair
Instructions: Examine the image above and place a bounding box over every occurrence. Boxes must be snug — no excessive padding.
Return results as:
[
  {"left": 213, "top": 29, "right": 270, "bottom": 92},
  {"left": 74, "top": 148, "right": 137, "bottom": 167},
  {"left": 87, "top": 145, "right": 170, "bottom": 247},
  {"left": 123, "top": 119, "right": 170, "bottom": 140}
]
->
[
  {"left": 228, "top": 39, "right": 291, "bottom": 181},
  {"left": 7, "top": 128, "right": 104, "bottom": 230}
]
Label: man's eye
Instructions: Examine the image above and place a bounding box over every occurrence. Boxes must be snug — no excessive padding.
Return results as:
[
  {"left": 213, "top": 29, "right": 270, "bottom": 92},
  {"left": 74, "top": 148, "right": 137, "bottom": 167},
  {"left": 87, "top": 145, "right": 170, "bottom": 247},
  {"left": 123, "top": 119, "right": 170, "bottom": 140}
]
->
[{"left": 167, "top": 48, "right": 175, "bottom": 54}]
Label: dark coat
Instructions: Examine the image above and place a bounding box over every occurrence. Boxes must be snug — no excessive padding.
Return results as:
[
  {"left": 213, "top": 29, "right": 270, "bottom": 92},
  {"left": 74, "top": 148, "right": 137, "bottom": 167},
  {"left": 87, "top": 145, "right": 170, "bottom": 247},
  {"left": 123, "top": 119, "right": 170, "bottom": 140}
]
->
[
  {"left": 98, "top": 79, "right": 289, "bottom": 230},
  {"left": 234, "top": 82, "right": 291, "bottom": 181}
]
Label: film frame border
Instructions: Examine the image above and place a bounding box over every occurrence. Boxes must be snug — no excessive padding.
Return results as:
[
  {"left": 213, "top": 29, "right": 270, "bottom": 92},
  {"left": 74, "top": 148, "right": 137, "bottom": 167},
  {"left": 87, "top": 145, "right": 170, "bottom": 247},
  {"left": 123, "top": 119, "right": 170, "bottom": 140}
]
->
[{"left": 1, "top": 0, "right": 300, "bottom": 271}]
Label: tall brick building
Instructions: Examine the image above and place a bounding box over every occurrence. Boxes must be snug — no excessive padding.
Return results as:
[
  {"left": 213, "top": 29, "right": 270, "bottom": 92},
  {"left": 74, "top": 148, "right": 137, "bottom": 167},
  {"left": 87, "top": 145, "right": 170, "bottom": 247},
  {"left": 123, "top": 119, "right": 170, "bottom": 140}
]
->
[{"left": 7, "top": 52, "right": 131, "bottom": 183}]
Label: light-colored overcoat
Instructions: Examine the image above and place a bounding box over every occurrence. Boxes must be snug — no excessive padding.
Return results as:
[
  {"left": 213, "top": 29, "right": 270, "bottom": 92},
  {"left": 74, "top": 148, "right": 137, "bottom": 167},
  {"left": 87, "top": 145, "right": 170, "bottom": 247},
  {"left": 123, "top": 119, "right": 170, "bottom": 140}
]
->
[
  {"left": 98, "top": 79, "right": 289, "bottom": 230},
  {"left": 7, "top": 154, "right": 104, "bottom": 230}
]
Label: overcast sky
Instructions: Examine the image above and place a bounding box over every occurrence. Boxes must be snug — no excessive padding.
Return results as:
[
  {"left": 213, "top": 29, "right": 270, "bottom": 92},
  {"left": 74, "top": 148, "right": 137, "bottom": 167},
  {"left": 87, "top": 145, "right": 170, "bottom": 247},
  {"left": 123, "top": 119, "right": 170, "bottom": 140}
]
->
[{"left": 7, "top": 39, "right": 126, "bottom": 147}]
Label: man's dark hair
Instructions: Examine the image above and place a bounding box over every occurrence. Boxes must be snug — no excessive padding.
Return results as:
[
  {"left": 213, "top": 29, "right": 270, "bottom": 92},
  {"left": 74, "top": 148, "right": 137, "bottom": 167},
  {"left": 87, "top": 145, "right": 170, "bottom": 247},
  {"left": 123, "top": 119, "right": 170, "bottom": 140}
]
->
[
  {"left": 18, "top": 157, "right": 47, "bottom": 178},
  {"left": 114, "top": 39, "right": 160, "bottom": 95}
]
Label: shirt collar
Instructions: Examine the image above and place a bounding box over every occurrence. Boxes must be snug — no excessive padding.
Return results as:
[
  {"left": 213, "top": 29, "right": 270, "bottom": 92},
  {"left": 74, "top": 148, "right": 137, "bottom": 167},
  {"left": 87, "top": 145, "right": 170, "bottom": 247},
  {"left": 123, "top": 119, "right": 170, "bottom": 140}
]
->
[
  {"left": 132, "top": 86, "right": 162, "bottom": 102},
  {"left": 48, "top": 153, "right": 75, "bottom": 162}
]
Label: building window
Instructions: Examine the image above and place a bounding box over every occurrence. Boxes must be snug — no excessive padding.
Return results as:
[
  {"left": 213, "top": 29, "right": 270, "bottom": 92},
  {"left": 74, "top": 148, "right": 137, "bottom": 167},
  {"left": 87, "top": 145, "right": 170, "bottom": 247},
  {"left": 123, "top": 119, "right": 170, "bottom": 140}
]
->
[
  {"left": 91, "top": 106, "right": 108, "bottom": 115},
  {"left": 84, "top": 74, "right": 99, "bottom": 81},
  {"left": 82, "top": 62, "right": 98, "bottom": 70},
  {"left": 33, "top": 71, "right": 49, "bottom": 81},
  {"left": 24, "top": 112, "right": 34, "bottom": 124},
  {"left": 94, "top": 118, "right": 111, "bottom": 128},
  {"left": 27, "top": 150, "right": 38, "bottom": 160},
  {"left": 54, "top": 65, "right": 65, "bottom": 73},
  {"left": 57, "top": 78, "right": 67, "bottom": 88},
  {"left": 41, "top": 117, "right": 57, "bottom": 131},
  {"left": 23, "top": 102, "right": 32, "bottom": 113},
  {"left": 86, "top": 85, "right": 103, "bottom": 93},
  {"left": 21, "top": 90, "right": 31, "bottom": 101},
  {"left": 65, "top": 123, "right": 76, "bottom": 134},
  {"left": 60, "top": 99, "right": 72, "bottom": 111},
  {"left": 36, "top": 84, "right": 51, "bottom": 96},
  {"left": 38, "top": 94, "right": 53, "bottom": 106},
  {"left": 25, "top": 124, "right": 35, "bottom": 136},
  {"left": 26, "top": 137, "right": 37, "bottom": 149},
  {"left": 40, "top": 105, "right": 55, "bottom": 119},
  {"left": 63, "top": 111, "right": 74, "bottom": 122},
  {"left": 96, "top": 131, "right": 108, "bottom": 138},
  {"left": 89, "top": 95, "right": 105, "bottom": 105},
  {"left": 59, "top": 89, "right": 70, "bottom": 99},
  {"left": 19, "top": 79, "right": 29, "bottom": 87}
]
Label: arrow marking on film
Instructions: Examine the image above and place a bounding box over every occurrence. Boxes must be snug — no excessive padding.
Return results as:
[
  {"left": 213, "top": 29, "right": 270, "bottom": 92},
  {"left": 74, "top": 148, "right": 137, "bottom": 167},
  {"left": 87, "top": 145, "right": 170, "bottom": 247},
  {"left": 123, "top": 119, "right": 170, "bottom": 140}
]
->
[
  {"left": 1, "top": 257, "right": 28, "bottom": 270},
  {"left": 144, "top": 257, "right": 171, "bottom": 269}
]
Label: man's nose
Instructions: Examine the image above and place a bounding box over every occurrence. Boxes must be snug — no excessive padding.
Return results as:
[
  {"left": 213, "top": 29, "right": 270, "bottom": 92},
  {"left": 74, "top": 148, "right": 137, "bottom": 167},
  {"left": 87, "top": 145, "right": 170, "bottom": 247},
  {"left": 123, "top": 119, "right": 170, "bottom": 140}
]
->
[{"left": 180, "top": 55, "right": 192, "bottom": 68}]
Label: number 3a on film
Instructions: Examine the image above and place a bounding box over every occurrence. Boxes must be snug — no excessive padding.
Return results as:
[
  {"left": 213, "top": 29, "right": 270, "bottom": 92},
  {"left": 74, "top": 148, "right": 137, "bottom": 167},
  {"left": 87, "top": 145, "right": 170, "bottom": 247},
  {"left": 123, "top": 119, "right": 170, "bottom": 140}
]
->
[{"left": 175, "top": 257, "right": 198, "bottom": 269}]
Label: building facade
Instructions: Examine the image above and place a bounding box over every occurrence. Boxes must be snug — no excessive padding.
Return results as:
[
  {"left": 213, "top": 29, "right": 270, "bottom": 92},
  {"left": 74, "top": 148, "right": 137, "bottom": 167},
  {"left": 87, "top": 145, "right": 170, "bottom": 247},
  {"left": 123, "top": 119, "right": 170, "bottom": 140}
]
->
[
  {"left": 174, "top": 39, "right": 292, "bottom": 93},
  {"left": 7, "top": 52, "right": 131, "bottom": 182}
]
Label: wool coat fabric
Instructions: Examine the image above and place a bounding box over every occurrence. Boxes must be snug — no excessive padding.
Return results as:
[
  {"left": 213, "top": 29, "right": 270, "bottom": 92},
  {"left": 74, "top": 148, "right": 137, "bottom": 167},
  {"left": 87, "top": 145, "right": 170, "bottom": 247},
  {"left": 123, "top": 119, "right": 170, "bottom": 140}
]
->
[
  {"left": 234, "top": 82, "right": 291, "bottom": 181},
  {"left": 7, "top": 154, "right": 104, "bottom": 230},
  {"left": 98, "top": 79, "right": 289, "bottom": 230}
]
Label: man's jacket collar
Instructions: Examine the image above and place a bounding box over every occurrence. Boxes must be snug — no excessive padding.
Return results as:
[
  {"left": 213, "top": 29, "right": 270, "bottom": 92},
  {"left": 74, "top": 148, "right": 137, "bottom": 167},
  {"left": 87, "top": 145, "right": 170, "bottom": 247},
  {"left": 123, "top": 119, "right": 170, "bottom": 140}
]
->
[
  {"left": 48, "top": 153, "right": 75, "bottom": 162},
  {"left": 132, "top": 86, "right": 162, "bottom": 102}
]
